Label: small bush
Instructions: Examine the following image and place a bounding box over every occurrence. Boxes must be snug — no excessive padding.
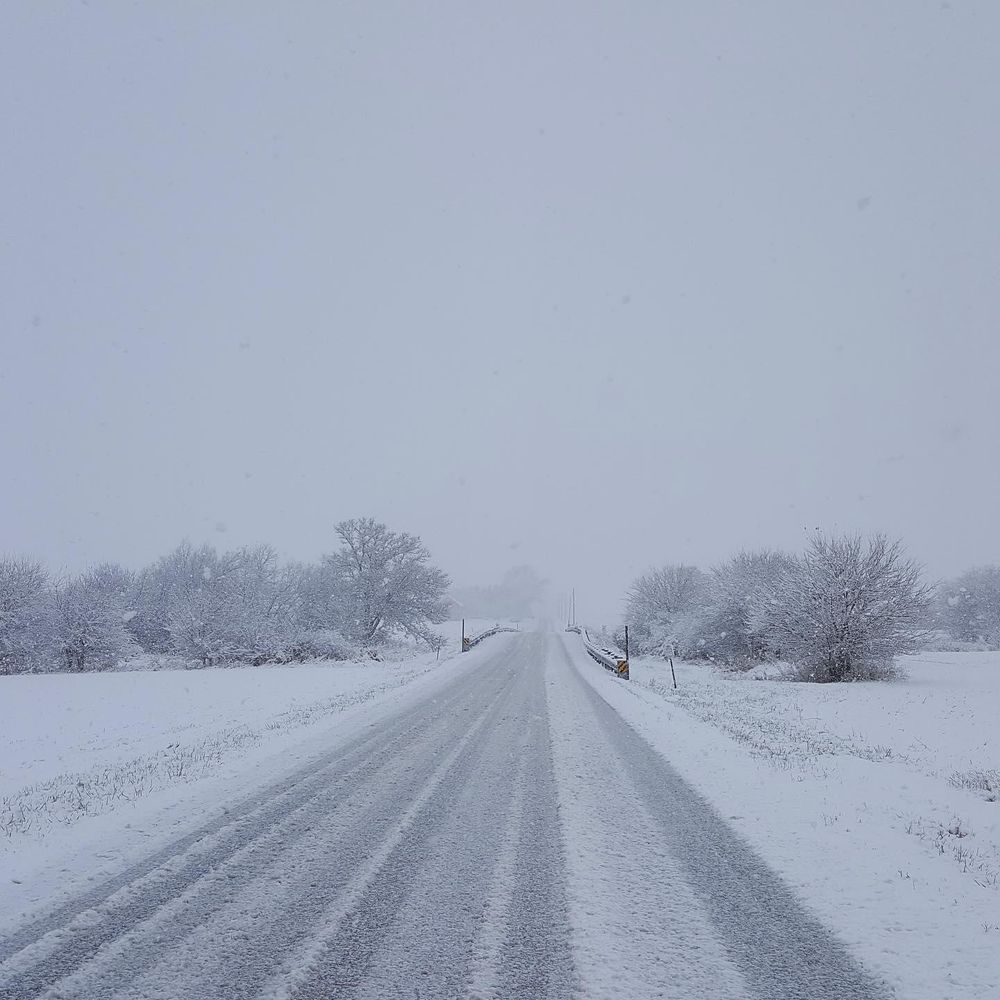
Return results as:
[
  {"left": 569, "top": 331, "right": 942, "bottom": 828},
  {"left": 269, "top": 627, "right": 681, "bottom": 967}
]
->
[{"left": 749, "top": 535, "right": 931, "bottom": 683}]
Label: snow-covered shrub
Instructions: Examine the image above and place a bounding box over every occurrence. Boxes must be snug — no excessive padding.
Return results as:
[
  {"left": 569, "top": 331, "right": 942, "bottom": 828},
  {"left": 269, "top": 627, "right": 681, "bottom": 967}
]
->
[
  {"left": 133, "top": 542, "right": 302, "bottom": 667},
  {"left": 749, "top": 534, "right": 932, "bottom": 682},
  {"left": 288, "top": 629, "right": 362, "bottom": 662}
]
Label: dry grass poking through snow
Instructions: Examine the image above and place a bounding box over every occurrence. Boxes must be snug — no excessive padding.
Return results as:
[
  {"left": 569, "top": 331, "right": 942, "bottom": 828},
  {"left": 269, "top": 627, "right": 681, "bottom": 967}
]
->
[
  {"left": 633, "top": 651, "right": 1000, "bottom": 896},
  {"left": 950, "top": 768, "right": 1000, "bottom": 802},
  {"left": 643, "top": 675, "right": 900, "bottom": 772},
  {"left": 1, "top": 660, "right": 438, "bottom": 839}
]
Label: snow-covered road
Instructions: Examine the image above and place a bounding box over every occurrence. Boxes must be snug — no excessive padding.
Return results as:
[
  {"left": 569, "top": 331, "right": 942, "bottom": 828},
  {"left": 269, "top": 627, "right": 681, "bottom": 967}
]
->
[{"left": 0, "top": 631, "right": 889, "bottom": 999}]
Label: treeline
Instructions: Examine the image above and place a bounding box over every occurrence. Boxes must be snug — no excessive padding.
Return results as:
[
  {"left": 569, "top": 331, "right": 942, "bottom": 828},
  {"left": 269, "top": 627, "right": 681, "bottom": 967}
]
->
[
  {"left": 0, "top": 518, "right": 450, "bottom": 674},
  {"left": 623, "top": 533, "right": 1000, "bottom": 682}
]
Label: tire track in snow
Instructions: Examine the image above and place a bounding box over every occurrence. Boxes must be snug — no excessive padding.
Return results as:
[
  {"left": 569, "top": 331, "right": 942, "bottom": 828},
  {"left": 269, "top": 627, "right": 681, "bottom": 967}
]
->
[
  {"left": 549, "top": 637, "right": 752, "bottom": 1000},
  {"left": 467, "top": 756, "right": 525, "bottom": 999},
  {"left": 558, "top": 634, "right": 893, "bottom": 1000},
  {"left": 495, "top": 645, "right": 575, "bottom": 1000},
  {"left": 27, "top": 686, "right": 504, "bottom": 1000},
  {"left": 121, "top": 661, "right": 522, "bottom": 1000},
  {"left": 0, "top": 642, "right": 520, "bottom": 999},
  {"left": 269, "top": 635, "right": 575, "bottom": 1000}
]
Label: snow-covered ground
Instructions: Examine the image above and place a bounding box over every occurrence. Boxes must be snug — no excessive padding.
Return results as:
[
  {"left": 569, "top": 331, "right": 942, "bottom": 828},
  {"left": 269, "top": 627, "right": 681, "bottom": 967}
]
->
[
  {"left": 0, "top": 621, "right": 515, "bottom": 931},
  {"left": 5, "top": 629, "right": 996, "bottom": 998},
  {"left": 2, "top": 660, "right": 429, "bottom": 802},
  {"left": 0, "top": 620, "right": 500, "bottom": 811},
  {"left": 575, "top": 646, "right": 1000, "bottom": 1000},
  {"left": 2, "top": 631, "right": 889, "bottom": 999}
]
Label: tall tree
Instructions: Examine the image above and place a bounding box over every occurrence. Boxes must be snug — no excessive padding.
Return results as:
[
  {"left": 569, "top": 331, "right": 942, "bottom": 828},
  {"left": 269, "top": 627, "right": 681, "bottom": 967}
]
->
[
  {"left": 0, "top": 556, "right": 49, "bottom": 673},
  {"left": 624, "top": 564, "right": 708, "bottom": 655},
  {"left": 329, "top": 518, "right": 449, "bottom": 644},
  {"left": 47, "top": 567, "right": 138, "bottom": 671},
  {"left": 691, "top": 550, "right": 797, "bottom": 665}
]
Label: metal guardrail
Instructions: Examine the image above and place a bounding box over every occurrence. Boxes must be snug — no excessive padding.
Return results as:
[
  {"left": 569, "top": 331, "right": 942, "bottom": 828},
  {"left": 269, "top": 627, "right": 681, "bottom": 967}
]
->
[
  {"left": 462, "top": 623, "right": 518, "bottom": 652},
  {"left": 582, "top": 629, "right": 630, "bottom": 680}
]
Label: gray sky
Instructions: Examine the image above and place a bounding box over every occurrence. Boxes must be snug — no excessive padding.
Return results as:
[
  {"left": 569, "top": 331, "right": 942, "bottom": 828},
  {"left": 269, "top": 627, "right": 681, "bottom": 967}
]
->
[{"left": 2, "top": 2, "right": 998, "bottom": 623}]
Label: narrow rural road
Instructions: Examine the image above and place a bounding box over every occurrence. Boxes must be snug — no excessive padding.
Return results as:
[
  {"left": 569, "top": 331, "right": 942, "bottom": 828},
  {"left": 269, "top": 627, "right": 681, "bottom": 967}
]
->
[{"left": 0, "top": 631, "right": 890, "bottom": 999}]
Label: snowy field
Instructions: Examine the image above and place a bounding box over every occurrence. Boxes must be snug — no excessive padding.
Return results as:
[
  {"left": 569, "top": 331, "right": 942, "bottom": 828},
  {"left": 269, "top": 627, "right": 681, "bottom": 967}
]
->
[
  {"left": 1, "top": 620, "right": 515, "bottom": 834},
  {"left": 0, "top": 623, "right": 520, "bottom": 931},
  {"left": 1, "top": 617, "right": 522, "bottom": 832},
  {"left": 4, "top": 631, "right": 996, "bottom": 998},
  {"left": 637, "top": 651, "right": 998, "bottom": 788},
  {"left": 2, "top": 660, "right": 435, "bottom": 803},
  {"left": 577, "top": 647, "right": 1000, "bottom": 1000}
]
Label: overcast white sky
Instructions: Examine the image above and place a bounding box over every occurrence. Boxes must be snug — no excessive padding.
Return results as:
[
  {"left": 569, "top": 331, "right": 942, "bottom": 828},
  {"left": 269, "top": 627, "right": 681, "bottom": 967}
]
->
[{"left": 2, "top": 2, "right": 998, "bottom": 622}]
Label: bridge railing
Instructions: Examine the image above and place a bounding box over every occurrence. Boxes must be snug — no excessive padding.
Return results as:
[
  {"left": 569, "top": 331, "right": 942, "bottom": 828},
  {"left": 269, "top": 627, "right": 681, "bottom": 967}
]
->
[
  {"left": 461, "top": 623, "right": 519, "bottom": 652},
  {"left": 581, "top": 629, "right": 630, "bottom": 680}
]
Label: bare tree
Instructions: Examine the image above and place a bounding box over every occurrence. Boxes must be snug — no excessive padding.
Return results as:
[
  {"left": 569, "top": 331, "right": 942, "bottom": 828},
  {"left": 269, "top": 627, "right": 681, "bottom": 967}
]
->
[
  {"left": 46, "top": 567, "right": 139, "bottom": 671},
  {"left": 624, "top": 564, "right": 708, "bottom": 654},
  {"left": 329, "top": 518, "right": 450, "bottom": 645},
  {"left": 938, "top": 565, "right": 1000, "bottom": 648},
  {"left": 290, "top": 559, "right": 353, "bottom": 659},
  {"left": 161, "top": 543, "right": 245, "bottom": 667},
  {"left": 691, "top": 549, "right": 797, "bottom": 666},
  {"left": 222, "top": 545, "right": 300, "bottom": 663},
  {"left": 130, "top": 548, "right": 190, "bottom": 654},
  {"left": 130, "top": 541, "right": 361, "bottom": 666},
  {"left": 0, "top": 556, "right": 49, "bottom": 673},
  {"left": 0, "top": 528, "right": 443, "bottom": 670},
  {"left": 750, "top": 534, "right": 932, "bottom": 682}
]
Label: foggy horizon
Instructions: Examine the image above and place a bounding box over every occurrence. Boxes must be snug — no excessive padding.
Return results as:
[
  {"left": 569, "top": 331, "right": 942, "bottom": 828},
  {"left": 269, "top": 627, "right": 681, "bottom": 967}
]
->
[{"left": 3, "top": 3, "right": 998, "bottom": 624}]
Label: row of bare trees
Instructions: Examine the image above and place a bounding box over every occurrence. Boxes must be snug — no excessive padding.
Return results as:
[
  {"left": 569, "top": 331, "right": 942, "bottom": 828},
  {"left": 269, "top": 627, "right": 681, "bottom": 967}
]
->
[
  {"left": 621, "top": 534, "right": 985, "bottom": 682},
  {"left": 0, "top": 519, "right": 450, "bottom": 674},
  {"left": 936, "top": 565, "right": 1000, "bottom": 649}
]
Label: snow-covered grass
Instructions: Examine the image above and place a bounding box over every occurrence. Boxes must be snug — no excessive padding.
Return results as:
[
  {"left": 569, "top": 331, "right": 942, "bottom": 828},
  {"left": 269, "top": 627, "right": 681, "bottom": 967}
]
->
[
  {"left": 0, "top": 660, "right": 433, "bottom": 838},
  {"left": 0, "top": 620, "right": 492, "bottom": 841},
  {"left": 570, "top": 642, "right": 1000, "bottom": 1000},
  {"left": 0, "top": 625, "right": 520, "bottom": 935},
  {"left": 641, "top": 651, "right": 999, "bottom": 791}
]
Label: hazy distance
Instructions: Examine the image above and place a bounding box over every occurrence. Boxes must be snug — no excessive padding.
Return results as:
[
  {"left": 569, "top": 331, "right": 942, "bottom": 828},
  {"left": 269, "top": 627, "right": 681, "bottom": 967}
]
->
[{"left": 2, "top": 2, "right": 998, "bottom": 623}]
